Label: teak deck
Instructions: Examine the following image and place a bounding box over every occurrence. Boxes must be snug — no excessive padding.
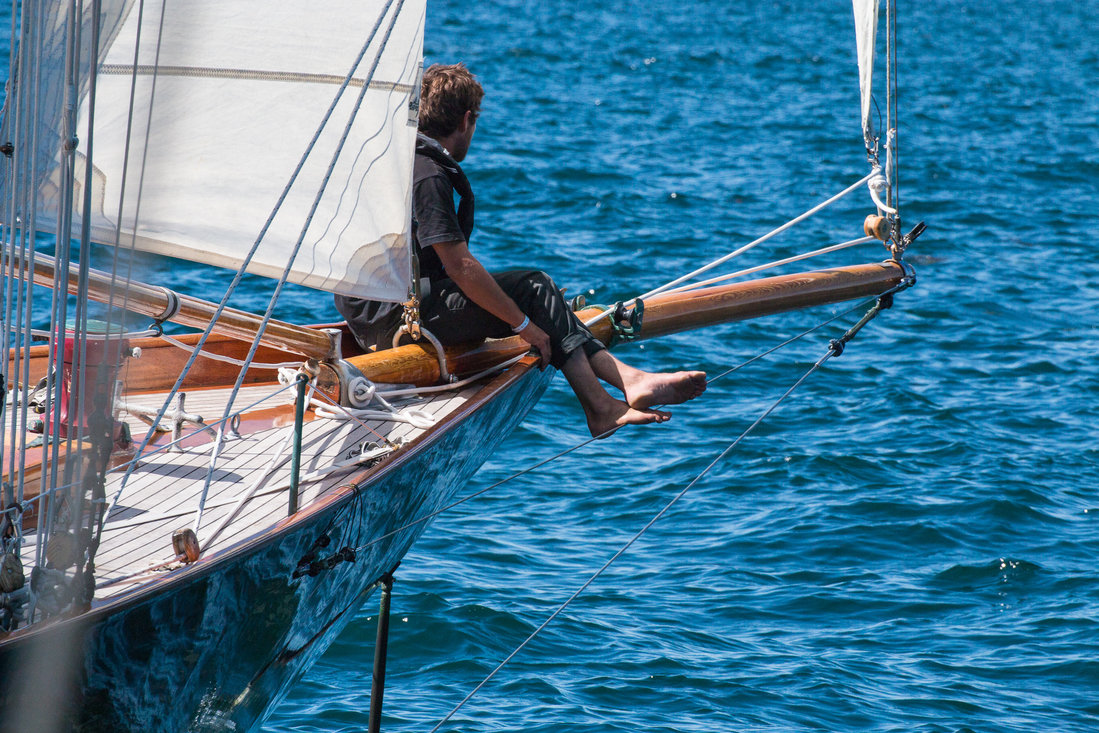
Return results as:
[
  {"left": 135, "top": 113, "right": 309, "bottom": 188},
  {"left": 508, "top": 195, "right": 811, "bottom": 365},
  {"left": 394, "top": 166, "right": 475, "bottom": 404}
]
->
[{"left": 7, "top": 379, "right": 481, "bottom": 603}]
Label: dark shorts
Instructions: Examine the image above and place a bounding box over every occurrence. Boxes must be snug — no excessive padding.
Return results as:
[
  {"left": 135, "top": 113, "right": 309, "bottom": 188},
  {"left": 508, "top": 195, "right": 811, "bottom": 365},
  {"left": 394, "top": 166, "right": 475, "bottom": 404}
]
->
[{"left": 338, "top": 270, "right": 605, "bottom": 369}]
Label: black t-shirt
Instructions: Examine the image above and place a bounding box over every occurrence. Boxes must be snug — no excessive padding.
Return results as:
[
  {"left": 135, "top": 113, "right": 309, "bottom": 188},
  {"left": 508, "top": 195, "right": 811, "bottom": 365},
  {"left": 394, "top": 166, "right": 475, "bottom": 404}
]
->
[
  {"left": 412, "top": 134, "right": 475, "bottom": 281},
  {"left": 335, "top": 134, "right": 474, "bottom": 350}
]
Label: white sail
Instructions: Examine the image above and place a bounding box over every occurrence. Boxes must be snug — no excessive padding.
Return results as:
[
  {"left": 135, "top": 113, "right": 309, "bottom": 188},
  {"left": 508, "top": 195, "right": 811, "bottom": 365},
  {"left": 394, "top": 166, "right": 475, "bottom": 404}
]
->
[
  {"left": 852, "top": 0, "right": 878, "bottom": 145},
  {"left": 31, "top": 0, "right": 424, "bottom": 303}
]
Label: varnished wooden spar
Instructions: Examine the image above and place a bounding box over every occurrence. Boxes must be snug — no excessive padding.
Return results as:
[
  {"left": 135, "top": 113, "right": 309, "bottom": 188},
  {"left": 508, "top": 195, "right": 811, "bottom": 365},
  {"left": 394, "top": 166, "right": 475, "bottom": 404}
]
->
[
  {"left": 345, "top": 261, "right": 908, "bottom": 386},
  {"left": 9, "top": 249, "right": 339, "bottom": 360},
  {"left": 600, "top": 260, "right": 906, "bottom": 342}
]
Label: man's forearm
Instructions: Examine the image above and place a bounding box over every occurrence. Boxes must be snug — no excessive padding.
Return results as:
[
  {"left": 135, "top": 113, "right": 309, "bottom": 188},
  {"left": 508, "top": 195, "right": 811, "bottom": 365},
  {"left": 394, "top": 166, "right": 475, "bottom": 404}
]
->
[{"left": 447, "top": 255, "right": 527, "bottom": 329}]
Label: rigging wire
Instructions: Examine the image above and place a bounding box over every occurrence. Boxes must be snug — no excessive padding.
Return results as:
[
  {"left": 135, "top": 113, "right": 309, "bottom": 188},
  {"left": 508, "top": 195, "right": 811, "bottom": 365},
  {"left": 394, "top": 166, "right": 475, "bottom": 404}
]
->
[
  {"left": 70, "top": 0, "right": 108, "bottom": 601},
  {"left": 31, "top": 0, "right": 86, "bottom": 621},
  {"left": 428, "top": 286, "right": 908, "bottom": 732},
  {"left": 663, "top": 235, "right": 877, "bottom": 295},
  {"left": 108, "top": 0, "right": 162, "bottom": 339},
  {"left": 583, "top": 172, "right": 875, "bottom": 329},
  {"left": 101, "top": 379, "right": 300, "bottom": 516},
  {"left": 0, "top": 0, "right": 21, "bottom": 543}
]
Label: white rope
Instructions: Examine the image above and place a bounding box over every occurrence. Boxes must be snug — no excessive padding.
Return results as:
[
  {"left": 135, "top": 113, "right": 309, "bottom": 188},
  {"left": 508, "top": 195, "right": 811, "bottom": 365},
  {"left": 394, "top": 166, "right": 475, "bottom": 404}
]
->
[
  {"left": 276, "top": 366, "right": 435, "bottom": 429},
  {"left": 312, "top": 400, "right": 436, "bottom": 429},
  {"left": 868, "top": 165, "right": 897, "bottom": 215},
  {"left": 584, "top": 171, "right": 876, "bottom": 327},
  {"left": 300, "top": 353, "right": 526, "bottom": 428},
  {"left": 371, "top": 354, "right": 526, "bottom": 398},
  {"left": 160, "top": 331, "right": 302, "bottom": 370},
  {"left": 25, "top": 327, "right": 159, "bottom": 340},
  {"left": 663, "top": 236, "right": 877, "bottom": 295}
]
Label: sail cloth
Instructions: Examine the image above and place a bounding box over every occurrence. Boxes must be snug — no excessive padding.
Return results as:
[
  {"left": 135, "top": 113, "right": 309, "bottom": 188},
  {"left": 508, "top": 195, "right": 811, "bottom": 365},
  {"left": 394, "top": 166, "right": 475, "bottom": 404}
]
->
[
  {"left": 852, "top": 0, "right": 879, "bottom": 147},
  {"left": 31, "top": 0, "right": 425, "bottom": 303}
]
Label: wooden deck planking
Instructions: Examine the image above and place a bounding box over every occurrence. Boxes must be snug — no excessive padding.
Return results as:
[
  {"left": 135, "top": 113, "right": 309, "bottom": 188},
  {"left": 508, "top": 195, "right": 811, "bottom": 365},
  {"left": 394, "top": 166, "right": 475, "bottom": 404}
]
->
[{"left": 83, "top": 382, "right": 481, "bottom": 598}]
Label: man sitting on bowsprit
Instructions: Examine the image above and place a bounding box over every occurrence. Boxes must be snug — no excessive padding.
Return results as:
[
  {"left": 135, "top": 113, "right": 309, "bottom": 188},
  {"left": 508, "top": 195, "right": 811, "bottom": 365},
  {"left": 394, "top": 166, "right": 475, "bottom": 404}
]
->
[{"left": 336, "top": 63, "right": 706, "bottom": 437}]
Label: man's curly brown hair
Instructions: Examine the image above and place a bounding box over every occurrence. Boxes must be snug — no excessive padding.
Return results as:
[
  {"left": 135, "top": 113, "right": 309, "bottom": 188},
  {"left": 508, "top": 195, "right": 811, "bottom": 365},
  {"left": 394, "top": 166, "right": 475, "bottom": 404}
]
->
[{"left": 418, "top": 63, "right": 484, "bottom": 139}]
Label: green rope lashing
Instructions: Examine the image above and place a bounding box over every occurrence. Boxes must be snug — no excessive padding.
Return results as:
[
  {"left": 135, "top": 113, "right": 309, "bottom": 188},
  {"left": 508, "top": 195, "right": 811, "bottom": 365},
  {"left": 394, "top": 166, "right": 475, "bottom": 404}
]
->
[{"left": 608, "top": 299, "right": 644, "bottom": 347}]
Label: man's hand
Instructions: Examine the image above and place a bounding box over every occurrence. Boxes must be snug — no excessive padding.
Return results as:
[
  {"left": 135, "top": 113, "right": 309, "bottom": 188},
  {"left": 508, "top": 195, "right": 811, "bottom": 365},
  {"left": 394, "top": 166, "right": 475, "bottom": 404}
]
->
[
  {"left": 516, "top": 320, "right": 551, "bottom": 369},
  {"left": 433, "top": 240, "right": 554, "bottom": 368}
]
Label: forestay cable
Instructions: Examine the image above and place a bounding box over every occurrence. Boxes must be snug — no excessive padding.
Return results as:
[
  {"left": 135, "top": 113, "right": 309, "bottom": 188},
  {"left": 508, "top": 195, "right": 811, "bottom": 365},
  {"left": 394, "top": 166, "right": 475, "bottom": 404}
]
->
[{"left": 429, "top": 286, "right": 908, "bottom": 732}]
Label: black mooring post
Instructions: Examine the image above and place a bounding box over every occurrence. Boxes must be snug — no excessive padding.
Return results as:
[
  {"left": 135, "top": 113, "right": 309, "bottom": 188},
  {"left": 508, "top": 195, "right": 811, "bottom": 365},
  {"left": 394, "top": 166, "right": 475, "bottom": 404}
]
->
[{"left": 368, "top": 570, "right": 396, "bottom": 733}]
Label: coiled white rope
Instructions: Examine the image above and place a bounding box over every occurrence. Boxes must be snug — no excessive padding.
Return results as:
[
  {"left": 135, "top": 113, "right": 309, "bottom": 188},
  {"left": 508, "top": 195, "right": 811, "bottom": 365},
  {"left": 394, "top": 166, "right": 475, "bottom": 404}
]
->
[{"left": 278, "top": 367, "right": 436, "bottom": 429}]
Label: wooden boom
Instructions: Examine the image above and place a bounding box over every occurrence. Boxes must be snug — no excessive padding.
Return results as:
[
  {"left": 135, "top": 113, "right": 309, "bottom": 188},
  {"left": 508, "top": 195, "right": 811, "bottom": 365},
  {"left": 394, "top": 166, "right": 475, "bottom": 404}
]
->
[
  {"left": 345, "top": 261, "right": 909, "bottom": 386},
  {"left": 10, "top": 250, "right": 340, "bottom": 360}
]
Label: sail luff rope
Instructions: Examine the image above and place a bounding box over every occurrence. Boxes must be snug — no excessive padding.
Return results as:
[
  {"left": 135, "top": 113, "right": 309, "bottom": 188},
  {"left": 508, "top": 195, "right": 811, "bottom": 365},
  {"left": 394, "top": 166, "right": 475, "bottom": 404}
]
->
[
  {"left": 889, "top": 0, "right": 899, "bottom": 216},
  {"left": 193, "top": 0, "right": 408, "bottom": 534},
  {"left": 111, "top": 0, "right": 398, "bottom": 518},
  {"left": 428, "top": 299, "right": 900, "bottom": 732},
  {"left": 663, "top": 235, "right": 877, "bottom": 295},
  {"left": 885, "top": 0, "right": 892, "bottom": 211},
  {"left": 583, "top": 171, "right": 876, "bottom": 328}
]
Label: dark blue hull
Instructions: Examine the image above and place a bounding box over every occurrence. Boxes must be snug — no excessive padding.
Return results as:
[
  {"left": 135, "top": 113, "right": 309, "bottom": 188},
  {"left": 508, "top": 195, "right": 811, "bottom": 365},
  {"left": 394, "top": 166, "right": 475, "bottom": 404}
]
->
[{"left": 0, "top": 364, "right": 552, "bottom": 733}]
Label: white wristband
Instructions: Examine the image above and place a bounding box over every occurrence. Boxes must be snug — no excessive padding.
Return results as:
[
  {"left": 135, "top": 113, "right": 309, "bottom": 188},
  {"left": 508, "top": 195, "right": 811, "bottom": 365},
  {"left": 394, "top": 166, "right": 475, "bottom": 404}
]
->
[{"left": 511, "top": 315, "right": 530, "bottom": 333}]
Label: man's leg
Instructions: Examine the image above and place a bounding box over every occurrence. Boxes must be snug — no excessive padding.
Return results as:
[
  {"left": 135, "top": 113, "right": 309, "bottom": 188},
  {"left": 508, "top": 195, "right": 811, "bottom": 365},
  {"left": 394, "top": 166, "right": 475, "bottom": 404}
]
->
[
  {"left": 587, "top": 350, "right": 707, "bottom": 410},
  {"left": 560, "top": 350, "right": 670, "bottom": 437}
]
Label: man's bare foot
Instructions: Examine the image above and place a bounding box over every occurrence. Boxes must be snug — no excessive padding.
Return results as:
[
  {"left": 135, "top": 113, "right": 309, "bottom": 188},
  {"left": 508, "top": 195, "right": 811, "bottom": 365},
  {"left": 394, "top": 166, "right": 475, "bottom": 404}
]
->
[
  {"left": 587, "top": 399, "right": 671, "bottom": 438},
  {"left": 624, "top": 370, "right": 707, "bottom": 410}
]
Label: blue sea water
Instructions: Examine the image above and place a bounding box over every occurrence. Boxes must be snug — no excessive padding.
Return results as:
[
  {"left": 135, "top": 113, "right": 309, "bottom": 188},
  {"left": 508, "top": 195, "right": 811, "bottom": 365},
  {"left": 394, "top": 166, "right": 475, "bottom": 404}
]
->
[
  {"left": 259, "top": 1, "right": 1099, "bottom": 731},
  {"left": 3, "top": 0, "right": 1097, "bottom": 730}
]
